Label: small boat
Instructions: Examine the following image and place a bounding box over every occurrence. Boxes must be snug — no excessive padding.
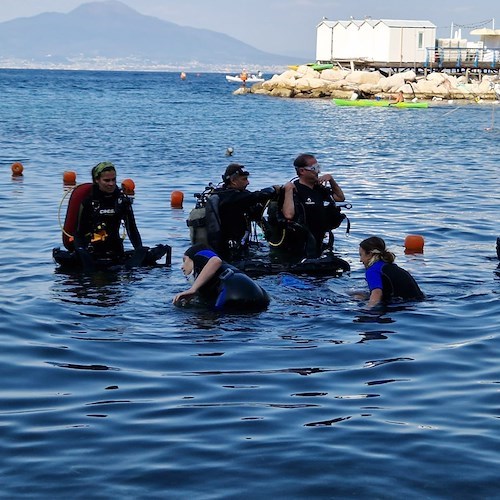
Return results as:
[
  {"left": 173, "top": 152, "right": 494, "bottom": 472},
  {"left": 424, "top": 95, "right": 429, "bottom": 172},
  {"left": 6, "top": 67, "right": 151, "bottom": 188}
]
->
[
  {"left": 225, "top": 73, "right": 264, "bottom": 84},
  {"left": 288, "top": 63, "right": 334, "bottom": 71},
  {"left": 333, "top": 98, "right": 428, "bottom": 108}
]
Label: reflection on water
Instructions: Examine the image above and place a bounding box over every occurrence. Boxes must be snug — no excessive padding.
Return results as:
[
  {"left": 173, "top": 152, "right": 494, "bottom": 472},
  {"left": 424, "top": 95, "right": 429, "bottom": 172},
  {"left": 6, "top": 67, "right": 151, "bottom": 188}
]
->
[{"left": 0, "top": 70, "right": 499, "bottom": 499}]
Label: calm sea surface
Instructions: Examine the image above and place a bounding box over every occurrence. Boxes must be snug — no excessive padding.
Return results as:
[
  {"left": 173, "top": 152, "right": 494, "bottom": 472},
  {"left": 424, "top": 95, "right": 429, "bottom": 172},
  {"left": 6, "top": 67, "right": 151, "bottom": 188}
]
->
[{"left": 0, "top": 69, "right": 499, "bottom": 499}]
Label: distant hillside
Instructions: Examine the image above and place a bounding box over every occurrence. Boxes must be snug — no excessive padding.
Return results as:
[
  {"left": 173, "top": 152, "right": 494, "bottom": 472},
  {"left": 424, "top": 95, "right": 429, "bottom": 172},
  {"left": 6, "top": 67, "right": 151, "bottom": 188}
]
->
[{"left": 0, "top": 0, "right": 298, "bottom": 70}]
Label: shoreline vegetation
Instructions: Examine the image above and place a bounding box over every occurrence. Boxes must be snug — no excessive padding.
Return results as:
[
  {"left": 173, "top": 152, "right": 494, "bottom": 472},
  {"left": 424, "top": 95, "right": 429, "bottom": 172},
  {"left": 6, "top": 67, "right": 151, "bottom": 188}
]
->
[{"left": 238, "top": 65, "right": 500, "bottom": 102}]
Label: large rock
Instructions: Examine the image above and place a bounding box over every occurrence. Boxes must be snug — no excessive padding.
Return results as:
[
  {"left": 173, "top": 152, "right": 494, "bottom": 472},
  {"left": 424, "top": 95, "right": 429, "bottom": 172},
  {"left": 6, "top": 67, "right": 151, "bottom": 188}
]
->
[
  {"left": 320, "top": 68, "right": 350, "bottom": 82},
  {"left": 295, "top": 77, "right": 327, "bottom": 91},
  {"left": 379, "top": 74, "right": 405, "bottom": 92},
  {"left": 245, "top": 67, "right": 496, "bottom": 100},
  {"left": 345, "top": 70, "right": 382, "bottom": 85}
]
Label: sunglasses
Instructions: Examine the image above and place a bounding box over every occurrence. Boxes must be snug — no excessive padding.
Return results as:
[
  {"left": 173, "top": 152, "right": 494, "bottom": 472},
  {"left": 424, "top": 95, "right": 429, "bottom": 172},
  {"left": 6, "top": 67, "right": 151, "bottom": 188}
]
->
[{"left": 302, "top": 163, "right": 321, "bottom": 173}]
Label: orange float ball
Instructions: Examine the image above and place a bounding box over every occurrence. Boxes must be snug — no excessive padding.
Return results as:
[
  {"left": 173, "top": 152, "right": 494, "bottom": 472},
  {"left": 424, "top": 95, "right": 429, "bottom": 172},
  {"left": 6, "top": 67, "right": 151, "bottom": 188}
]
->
[
  {"left": 63, "top": 171, "right": 77, "bottom": 184},
  {"left": 171, "top": 190, "right": 184, "bottom": 208},
  {"left": 404, "top": 234, "right": 425, "bottom": 254},
  {"left": 11, "top": 162, "right": 24, "bottom": 176},
  {"left": 121, "top": 178, "right": 136, "bottom": 195}
]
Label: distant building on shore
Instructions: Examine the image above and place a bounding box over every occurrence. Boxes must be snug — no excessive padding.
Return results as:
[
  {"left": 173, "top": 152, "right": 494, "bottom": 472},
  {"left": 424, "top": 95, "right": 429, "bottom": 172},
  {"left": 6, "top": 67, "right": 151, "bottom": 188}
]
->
[{"left": 316, "top": 18, "right": 500, "bottom": 73}]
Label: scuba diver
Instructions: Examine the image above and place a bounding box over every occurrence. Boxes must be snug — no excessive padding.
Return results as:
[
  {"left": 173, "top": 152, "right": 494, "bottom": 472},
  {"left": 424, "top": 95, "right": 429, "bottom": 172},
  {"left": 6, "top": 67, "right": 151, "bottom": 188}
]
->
[
  {"left": 63, "top": 161, "right": 168, "bottom": 271},
  {"left": 172, "top": 244, "right": 270, "bottom": 311},
  {"left": 264, "top": 153, "right": 347, "bottom": 260},
  {"left": 359, "top": 236, "right": 424, "bottom": 309},
  {"left": 205, "top": 163, "right": 281, "bottom": 261}
]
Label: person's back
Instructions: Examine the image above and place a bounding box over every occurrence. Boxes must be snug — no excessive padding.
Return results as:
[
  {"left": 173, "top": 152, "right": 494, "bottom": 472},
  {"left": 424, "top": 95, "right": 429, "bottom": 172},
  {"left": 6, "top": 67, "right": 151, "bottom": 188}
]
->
[
  {"left": 173, "top": 244, "right": 270, "bottom": 311},
  {"left": 379, "top": 261, "right": 424, "bottom": 301}
]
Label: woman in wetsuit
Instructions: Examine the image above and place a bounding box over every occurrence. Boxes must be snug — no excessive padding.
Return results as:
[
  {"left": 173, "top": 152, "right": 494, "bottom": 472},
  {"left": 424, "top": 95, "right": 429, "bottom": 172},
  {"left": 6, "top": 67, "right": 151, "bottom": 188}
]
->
[
  {"left": 359, "top": 236, "right": 424, "bottom": 309},
  {"left": 173, "top": 244, "right": 270, "bottom": 311},
  {"left": 73, "top": 161, "right": 144, "bottom": 267}
]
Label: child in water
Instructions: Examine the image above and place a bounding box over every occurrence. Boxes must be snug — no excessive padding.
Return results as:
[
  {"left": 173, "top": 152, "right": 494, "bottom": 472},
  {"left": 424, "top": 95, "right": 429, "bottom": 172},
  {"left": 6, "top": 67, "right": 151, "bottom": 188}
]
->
[
  {"left": 173, "top": 244, "right": 270, "bottom": 312},
  {"left": 359, "top": 236, "right": 424, "bottom": 309}
]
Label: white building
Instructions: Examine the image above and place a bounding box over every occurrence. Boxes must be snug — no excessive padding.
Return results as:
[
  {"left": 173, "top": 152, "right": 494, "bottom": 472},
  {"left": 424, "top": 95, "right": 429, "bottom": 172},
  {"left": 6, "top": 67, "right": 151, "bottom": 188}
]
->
[{"left": 316, "top": 19, "right": 436, "bottom": 64}]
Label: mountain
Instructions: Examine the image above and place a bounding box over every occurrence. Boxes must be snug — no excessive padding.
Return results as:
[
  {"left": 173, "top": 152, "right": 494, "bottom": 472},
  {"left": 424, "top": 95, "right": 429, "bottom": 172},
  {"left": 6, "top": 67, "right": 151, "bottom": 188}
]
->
[{"left": 0, "top": 0, "right": 298, "bottom": 71}]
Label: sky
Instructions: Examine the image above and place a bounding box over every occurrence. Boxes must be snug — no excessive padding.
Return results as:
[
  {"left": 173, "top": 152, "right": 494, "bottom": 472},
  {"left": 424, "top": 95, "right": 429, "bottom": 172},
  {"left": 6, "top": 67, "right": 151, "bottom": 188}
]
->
[{"left": 0, "top": 0, "right": 498, "bottom": 58}]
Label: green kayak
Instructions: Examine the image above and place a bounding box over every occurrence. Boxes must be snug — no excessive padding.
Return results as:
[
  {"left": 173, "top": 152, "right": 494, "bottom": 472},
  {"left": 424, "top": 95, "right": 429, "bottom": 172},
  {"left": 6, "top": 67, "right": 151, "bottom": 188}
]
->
[{"left": 333, "top": 98, "right": 428, "bottom": 108}]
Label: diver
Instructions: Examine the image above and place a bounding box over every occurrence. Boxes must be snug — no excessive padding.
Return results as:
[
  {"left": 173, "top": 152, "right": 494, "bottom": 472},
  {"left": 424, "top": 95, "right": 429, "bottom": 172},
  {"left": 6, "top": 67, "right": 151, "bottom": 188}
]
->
[
  {"left": 265, "top": 153, "right": 346, "bottom": 260},
  {"left": 208, "top": 163, "right": 281, "bottom": 261},
  {"left": 359, "top": 236, "right": 424, "bottom": 309},
  {"left": 172, "top": 244, "right": 270, "bottom": 311},
  {"left": 71, "top": 161, "right": 167, "bottom": 270}
]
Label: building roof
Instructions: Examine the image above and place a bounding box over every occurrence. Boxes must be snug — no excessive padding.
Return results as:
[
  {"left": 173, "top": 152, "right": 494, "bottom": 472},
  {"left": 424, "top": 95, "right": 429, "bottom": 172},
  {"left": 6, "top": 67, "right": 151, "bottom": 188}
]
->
[
  {"left": 470, "top": 28, "right": 500, "bottom": 36},
  {"left": 317, "top": 18, "right": 436, "bottom": 29}
]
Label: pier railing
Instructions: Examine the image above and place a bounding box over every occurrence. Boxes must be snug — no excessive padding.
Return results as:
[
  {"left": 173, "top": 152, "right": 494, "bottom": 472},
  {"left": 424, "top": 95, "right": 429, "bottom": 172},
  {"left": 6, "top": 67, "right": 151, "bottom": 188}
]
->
[{"left": 425, "top": 47, "right": 500, "bottom": 70}]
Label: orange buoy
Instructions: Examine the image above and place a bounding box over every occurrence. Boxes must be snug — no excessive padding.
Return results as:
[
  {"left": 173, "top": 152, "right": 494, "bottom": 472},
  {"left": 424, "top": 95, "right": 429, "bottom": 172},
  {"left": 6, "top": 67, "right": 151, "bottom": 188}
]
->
[
  {"left": 171, "top": 190, "right": 184, "bottom": 208},
  {"left": 404, "top": 234, "right": 425, "bottom": 254},
  {"left": 63, "top": 170, "right": 77, "bottom": 184},
  {"left": 11, "top": 162, "right": 24, "bottom": 176},
  {"left": 121, "top": 178, "right": 136, "bottom": 195}
]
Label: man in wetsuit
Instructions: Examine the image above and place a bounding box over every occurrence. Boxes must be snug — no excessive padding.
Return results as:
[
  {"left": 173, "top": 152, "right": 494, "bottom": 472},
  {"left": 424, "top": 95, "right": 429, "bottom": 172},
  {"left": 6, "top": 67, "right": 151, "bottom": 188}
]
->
[
  {"left": 279, "top": 153, "right": 345, "bottom": 258},
  {"left": 208, "top": 163, "right": 280, "bottom": 260}
]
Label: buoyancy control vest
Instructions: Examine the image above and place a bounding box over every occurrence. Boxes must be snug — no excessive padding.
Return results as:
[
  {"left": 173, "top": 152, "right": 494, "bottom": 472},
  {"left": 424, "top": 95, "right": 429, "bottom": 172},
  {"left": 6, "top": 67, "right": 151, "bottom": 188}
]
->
[{"left": 186, "top": 184, "right": 222, "bottom": 249}]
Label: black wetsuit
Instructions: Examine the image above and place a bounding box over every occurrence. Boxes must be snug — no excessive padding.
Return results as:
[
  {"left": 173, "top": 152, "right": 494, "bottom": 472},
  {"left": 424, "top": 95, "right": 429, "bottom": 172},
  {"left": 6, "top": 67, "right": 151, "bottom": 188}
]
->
[
  {"left": 191, "top": 248, "right": 270, "bottom": 311},
  {"left": 74, "top": 185, "right": 142, "bottom": 262},
  {"left": 366, "top": 260, "right": 424, "bottom": 303},
  {"left": 270, "top": 180, "right": 343, "bottom": 259},
  {"left": 210, "top": 186, "right": 276, "bottom": 259}
]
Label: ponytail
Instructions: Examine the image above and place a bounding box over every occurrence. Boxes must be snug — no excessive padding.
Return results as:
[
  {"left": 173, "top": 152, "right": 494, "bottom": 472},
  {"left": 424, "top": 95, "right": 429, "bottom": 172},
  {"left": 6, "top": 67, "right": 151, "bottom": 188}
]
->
[{"left": 360, "top": 236, "right": 395, "bottom": 266}]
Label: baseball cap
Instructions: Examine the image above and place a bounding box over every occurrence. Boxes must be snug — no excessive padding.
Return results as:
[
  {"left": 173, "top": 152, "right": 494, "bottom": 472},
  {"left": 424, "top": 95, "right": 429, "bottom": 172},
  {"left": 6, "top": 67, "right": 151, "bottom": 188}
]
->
[{"left": 222, "top": 163, "right": 250, "bottom": 182}]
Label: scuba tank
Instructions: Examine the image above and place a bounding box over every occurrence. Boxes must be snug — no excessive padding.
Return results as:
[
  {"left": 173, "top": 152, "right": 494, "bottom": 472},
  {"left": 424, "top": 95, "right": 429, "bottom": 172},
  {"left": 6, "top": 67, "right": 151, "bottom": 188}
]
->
[{"left": 187, "top": 183, "right": 216, "bottom": 246}]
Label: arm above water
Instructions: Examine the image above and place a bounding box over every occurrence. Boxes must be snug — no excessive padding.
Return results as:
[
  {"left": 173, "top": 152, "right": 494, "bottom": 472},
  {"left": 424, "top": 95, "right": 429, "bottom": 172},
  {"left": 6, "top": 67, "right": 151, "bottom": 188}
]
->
[
  {"left": 281, "top": 182, "right": 296, "bottom": 220},
  {"left": 367, "top": 288, "right": 383, "bottom": 309},
  {"left": 173, "top": 256, "right": 223, "bottom": 305}
]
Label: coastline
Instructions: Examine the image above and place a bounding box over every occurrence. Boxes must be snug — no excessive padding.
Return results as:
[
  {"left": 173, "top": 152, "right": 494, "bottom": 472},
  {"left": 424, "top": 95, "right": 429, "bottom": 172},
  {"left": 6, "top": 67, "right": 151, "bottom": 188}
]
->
[{"left": 238, "top": 65, "right": 500, "bottom": 102}]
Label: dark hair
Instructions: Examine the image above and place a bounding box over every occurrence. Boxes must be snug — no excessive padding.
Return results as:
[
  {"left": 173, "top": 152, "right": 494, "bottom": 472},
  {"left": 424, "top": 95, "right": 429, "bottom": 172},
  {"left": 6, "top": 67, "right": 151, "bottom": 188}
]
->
[
  {"left": 360, "top": 236, "right": 395, "bottom": 263},
  {"left": 293, "top": 153, "right": 315, "bottom": 173}
]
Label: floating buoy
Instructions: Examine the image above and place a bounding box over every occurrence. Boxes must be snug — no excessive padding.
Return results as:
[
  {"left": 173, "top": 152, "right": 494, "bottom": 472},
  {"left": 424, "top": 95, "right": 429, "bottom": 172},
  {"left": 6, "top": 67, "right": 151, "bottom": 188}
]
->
[
  {"left": 11, "top": 162, "right": 24, "bottom": 176},
  {"left": 404, "top": 234, "right": 425, "bottom": 254},
  {"left": 63, "top": 170, "right": 77, "bottom": 184},
  {"left": 121, "top": 178, "right": 135, "bottom": 195},
  {"left": 171, "top": 190, "right": 184, "bottom": 208},
  {"left": 180, "top": 72, "right": 186, "bottom": 80},
  {"left": 225, "top": 147, "right": 234, "bottom": 156}
]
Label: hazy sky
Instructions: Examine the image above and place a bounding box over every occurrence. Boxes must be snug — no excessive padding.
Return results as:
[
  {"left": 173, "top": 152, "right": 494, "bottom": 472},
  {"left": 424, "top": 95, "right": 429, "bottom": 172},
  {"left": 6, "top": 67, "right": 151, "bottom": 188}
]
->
[{"left": 0, "top": 0, "right": 498, "bottom": 58}]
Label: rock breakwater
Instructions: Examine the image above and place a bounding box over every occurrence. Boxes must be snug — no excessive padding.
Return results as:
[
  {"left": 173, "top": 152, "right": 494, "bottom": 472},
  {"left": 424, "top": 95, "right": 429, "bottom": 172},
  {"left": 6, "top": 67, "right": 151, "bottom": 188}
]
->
[{"left": 237, "top": 65, "right": 500, "bottom": 101}]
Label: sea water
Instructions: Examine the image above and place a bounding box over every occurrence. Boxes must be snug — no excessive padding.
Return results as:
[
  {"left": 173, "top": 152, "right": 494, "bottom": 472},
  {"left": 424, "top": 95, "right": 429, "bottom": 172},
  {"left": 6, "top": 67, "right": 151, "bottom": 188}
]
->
[{"left": 0, "top": 69, "right": 499, "bottom": 499}]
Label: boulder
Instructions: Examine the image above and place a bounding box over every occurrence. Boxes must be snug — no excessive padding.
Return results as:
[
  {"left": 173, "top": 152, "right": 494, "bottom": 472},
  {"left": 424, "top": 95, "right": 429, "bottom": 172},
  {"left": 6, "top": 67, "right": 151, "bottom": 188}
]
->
[
  {"left": 401, "top": 70, "right": 417, "bottom": 82},
  {"left": 295, "top": 77, "right": 326, "bottom": 91},
  {"left": 379, "top": 74, "right": 405, "bottom": 92},
  {"left": 270, "top": 87, "right": 295, "bottom": 98},
  {"left": 320, "top": 68, "right": 350, "bottom": 82},
  {"left": 345, "top": 70, "right": 382, "bottom": 85}
]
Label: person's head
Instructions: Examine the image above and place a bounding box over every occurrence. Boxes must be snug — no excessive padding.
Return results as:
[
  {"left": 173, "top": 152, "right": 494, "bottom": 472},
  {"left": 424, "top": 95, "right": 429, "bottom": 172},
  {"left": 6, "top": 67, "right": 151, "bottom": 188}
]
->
[
  {"left": 182, "top": 244, "right": 211, "bottom": 277},
  {"left": 293, "top": 153, "right": 321, "bottom": 180},
  {"left": 222, "top": 163, "right": 250, "bottom": 190},
  {"left": 359, "top": 236, "right": 396, "bottom": 268},
  {"left": 92, "top": 161, "right": 117, "bottom": 194}
]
